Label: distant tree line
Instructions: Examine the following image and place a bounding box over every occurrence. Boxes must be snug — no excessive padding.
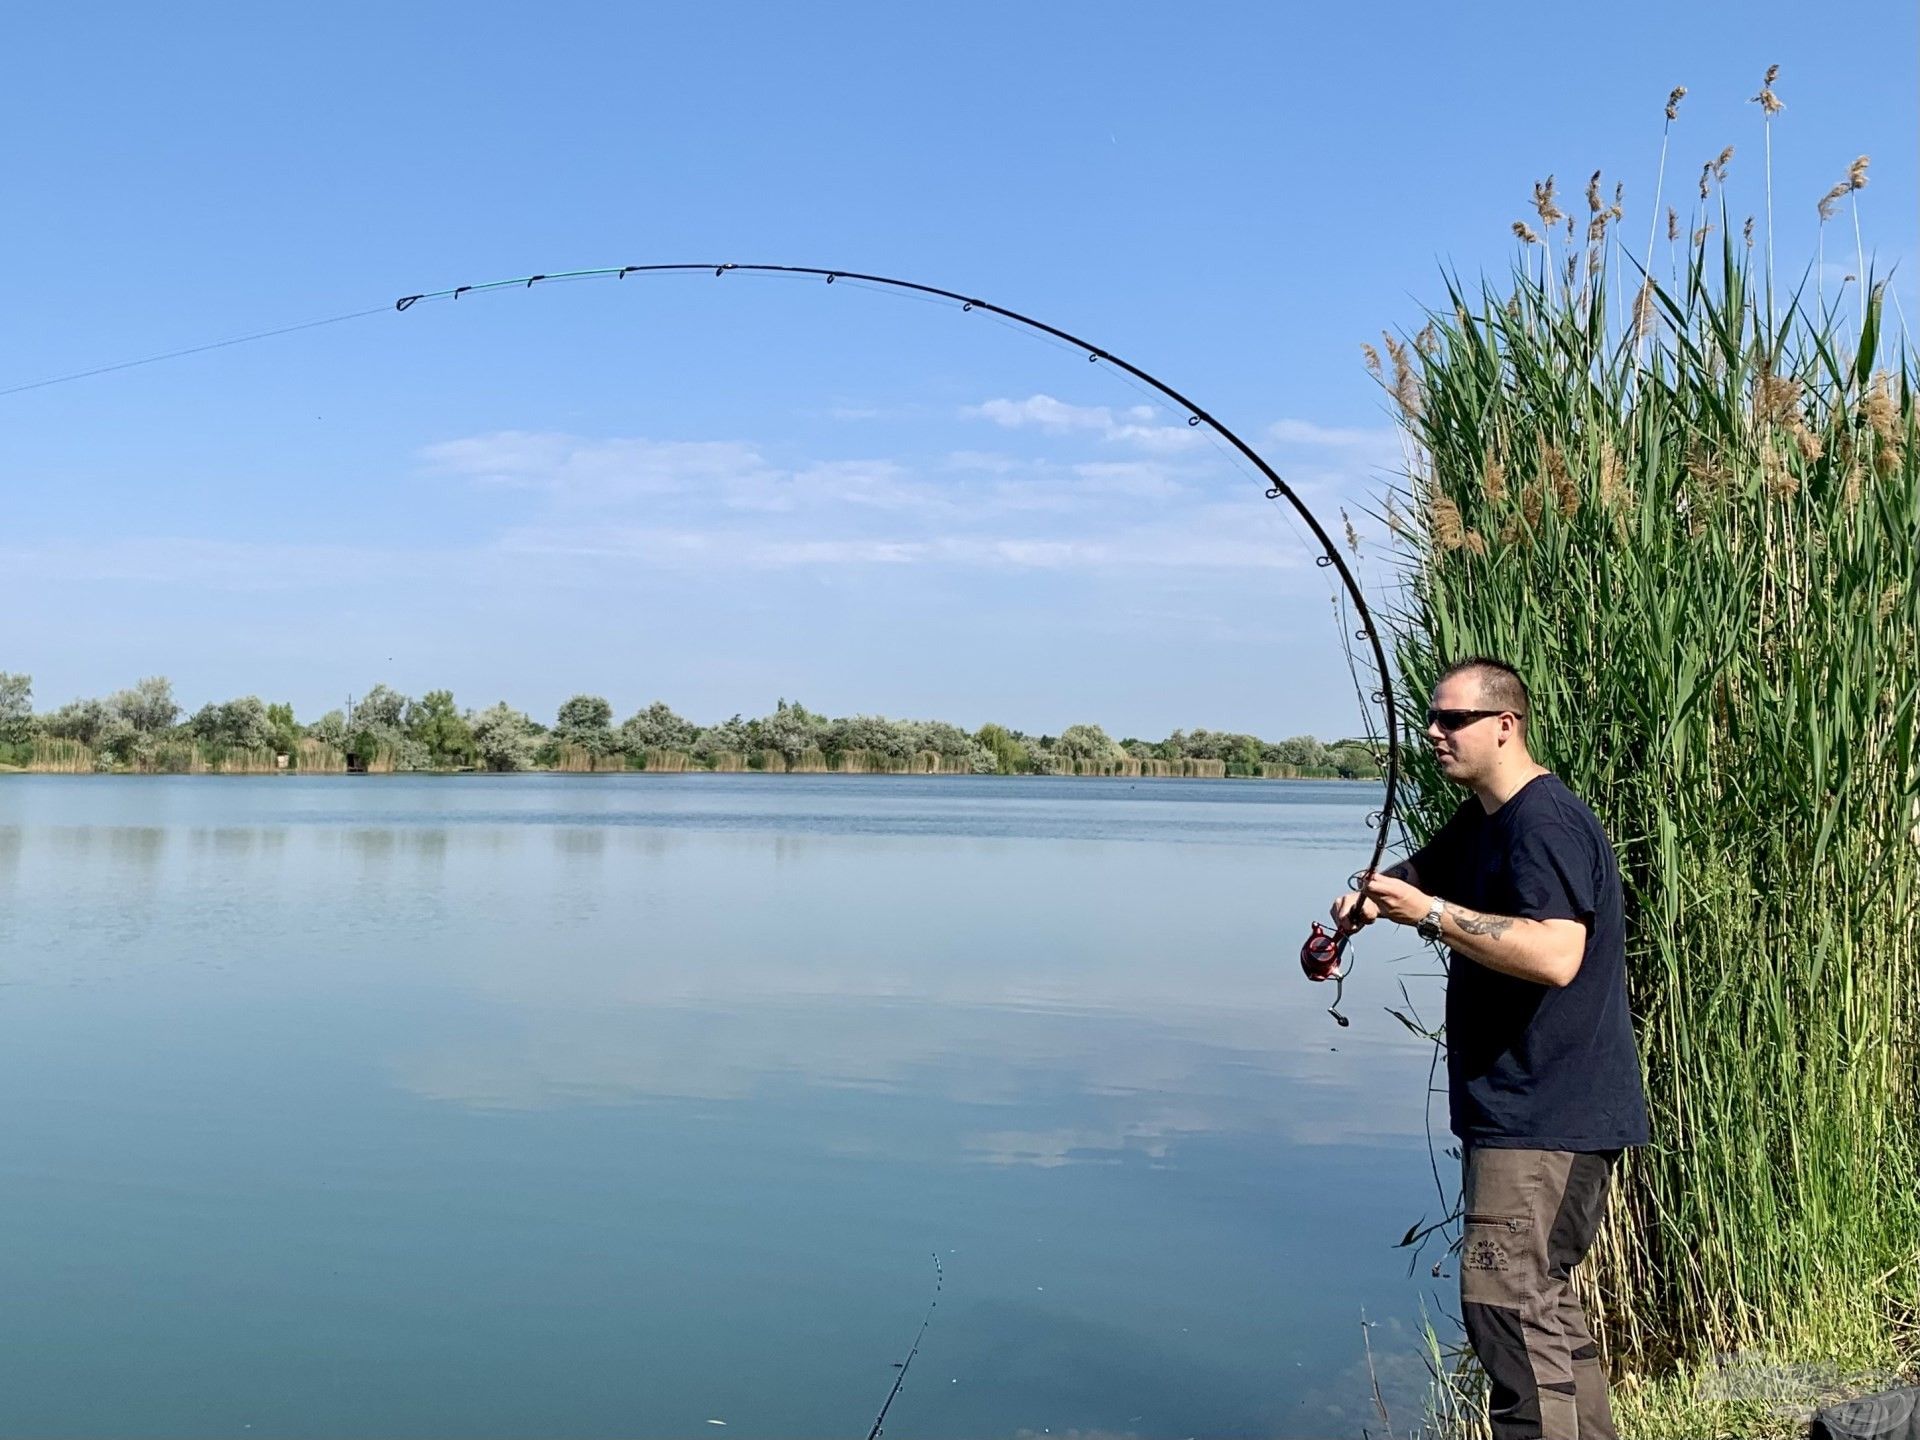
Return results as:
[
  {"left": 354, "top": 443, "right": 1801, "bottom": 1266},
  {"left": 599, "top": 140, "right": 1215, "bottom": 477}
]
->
[{"left": 0, "top": 672, "right": 1381, "bottom": 779}]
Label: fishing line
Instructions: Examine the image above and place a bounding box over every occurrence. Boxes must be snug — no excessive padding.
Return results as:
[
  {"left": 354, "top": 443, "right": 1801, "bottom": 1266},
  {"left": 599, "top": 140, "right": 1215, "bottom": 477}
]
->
[{"left": 0, "top": 304, "right": 392, "bottom": 398}]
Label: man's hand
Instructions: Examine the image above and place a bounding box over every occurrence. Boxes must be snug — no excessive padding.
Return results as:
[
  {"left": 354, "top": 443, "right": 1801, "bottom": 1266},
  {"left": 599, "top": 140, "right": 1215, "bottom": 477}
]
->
[
  {"left": 1359, "top": 872, "right": 1434, "bottom": 927},
  {"left": 1330, "top": 890, "right": 1381, "bottom": 934}
]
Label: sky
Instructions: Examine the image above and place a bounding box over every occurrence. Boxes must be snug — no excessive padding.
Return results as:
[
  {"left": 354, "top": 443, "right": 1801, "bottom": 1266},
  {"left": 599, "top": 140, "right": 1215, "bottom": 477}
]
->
[{"left": 2, "top": 1, "right": 1914, "bottom": 740}]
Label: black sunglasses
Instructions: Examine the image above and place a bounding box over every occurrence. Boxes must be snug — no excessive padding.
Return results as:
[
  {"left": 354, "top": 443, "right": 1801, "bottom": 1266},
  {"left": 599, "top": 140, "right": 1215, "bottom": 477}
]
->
[{"left": 1426, "top": 707, "right": 1525, "bottom": 732}]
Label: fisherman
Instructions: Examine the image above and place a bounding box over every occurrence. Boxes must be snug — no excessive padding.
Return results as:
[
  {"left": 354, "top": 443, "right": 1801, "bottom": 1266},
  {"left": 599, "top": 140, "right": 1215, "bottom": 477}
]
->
[{"left": 1329, "top": 656, "right": 1649, "bottom": 1440}]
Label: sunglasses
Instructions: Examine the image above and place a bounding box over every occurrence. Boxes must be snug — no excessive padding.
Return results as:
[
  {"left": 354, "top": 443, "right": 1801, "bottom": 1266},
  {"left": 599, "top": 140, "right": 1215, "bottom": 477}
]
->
[{"left": 1425, "top": 707, "right": 1525, "bottom": 732}]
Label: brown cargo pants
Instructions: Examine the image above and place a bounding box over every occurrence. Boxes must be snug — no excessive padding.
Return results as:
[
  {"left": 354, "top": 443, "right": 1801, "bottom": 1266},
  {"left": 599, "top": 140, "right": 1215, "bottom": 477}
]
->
[{"left": 1461, "top": 1145, "right": 1620, "bottom": 1440}]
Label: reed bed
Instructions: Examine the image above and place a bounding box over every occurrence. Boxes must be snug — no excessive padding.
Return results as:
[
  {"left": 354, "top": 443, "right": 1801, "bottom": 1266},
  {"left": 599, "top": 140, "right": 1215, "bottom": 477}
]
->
[
  {"left": 207, "top": 746, "right": 281, "bottom": 774},
  {"left": 1053, "top": 756, "right": 1233, "bottom": 778},
  {"left": 295, "top": 739, "right": 346, "bottom": 773},
  {"left": 126, "top": 742, "right": 288, "bottom": 774},
  {"left": 638, "top": 748, "right": 692, "bottom": 773},
  {"left": 130, "top": 741, "right": 201, "bottom": 774},
  {"left": 1057, "top": 756, "right": 1137, "bottom": 777},
  {"left": 553, "top": 744, "right": 627, "bottom": 773},
  {"left": 831, "top": 749, "right": 924, "bottom": 774},
  {"left": 1386, "top": 150, "right": 1920, "bottom": 1395},
  {"left": 1123, "top": 756, "right": 1232, "bottom": 778},
  {"left": 912, "top": 750, "right": 971, "bottom": 774},
  {"left": 27, "top": 737, "right": 93, "bottom": 773},
  {"left": 1246, "top": 761, "right": 1350, "bottom": 779}
]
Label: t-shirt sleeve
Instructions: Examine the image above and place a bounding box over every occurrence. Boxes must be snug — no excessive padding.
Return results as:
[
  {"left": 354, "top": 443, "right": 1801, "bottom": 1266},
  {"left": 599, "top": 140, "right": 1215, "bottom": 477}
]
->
[
  {"left": 1401, "top": 801, "right": 1475, "bottom": 894},
  {"left": 1508, "top": 821, "right": 1599, "bottom": 924}
]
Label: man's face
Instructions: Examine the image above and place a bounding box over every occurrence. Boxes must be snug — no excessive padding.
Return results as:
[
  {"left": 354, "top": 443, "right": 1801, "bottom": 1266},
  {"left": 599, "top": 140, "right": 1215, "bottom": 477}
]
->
[{"left": 1426, "top": 672, "right": 1512, "bottom": 784}]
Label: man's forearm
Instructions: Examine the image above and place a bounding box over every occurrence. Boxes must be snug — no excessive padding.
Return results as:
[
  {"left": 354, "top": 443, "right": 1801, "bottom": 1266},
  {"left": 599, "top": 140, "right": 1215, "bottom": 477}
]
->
[{"left": 1437, "top": 903, "right": 1582, "bottom": 987}]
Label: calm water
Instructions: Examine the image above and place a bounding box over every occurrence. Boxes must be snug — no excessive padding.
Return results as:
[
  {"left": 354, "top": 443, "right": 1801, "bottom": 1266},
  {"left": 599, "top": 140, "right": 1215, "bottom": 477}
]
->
[{"left": 0, "top": 775, "right": 1454, "bottom": 1440}]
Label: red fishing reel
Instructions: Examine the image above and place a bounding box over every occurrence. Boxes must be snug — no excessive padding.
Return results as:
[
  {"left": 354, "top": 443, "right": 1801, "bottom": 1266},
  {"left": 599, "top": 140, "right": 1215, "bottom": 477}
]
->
[
  {"left": 1299, "top": 922, "right": 1344, "bottom": 981},
  {"left": 1300, "top": 918, "right": 1354, "bottom": 1027}
]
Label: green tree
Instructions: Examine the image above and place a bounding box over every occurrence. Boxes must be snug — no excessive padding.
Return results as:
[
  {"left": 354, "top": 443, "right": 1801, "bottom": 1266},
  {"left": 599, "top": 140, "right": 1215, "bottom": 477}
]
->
[
  {"left": 1269, "top": 735, "right": 1328, "bottom": 769},
  {"left": 692, "top": 714, "right": 752, "bottom": 763},
  {"left": 1054, "top": 723, "right": 1122, "bottom": 763},
  {"left": 190, "top": 697, "right": 273, "bottom": 752},
  {"left": 618, "top": 701, "right": 698, "bottom": 755},
  {"left": 111, "top": 676, "right": 179, "bottom": 734},
  {"left": 47, "top": 696, "right": 134, "bottom": 753},
  {"left": 471, "top": 702, "right": 539, "bottom": 772},
  {"left": 345, "top": 685, "right": 426, "bottom": 770},
  {"left": 0, "top": 672, "right": 32, "bottom": 747},
  {"left": 554, "top": 694, "right": 616, "bottom": 755},
  {"left": 407, "top": 691, "right": 475, "bottom": 768},
  {"left": 351, "top": 684, "right": 410, "bottom": 732},
  {"left": 752, "top": 699, "right": 828, "bottom": 766},
  {"left": 1325, "top": 742, "right": 1378, "bottom": 779},
  {"left": 265, "top": 703, "right": 301, "bottom": 756},
  {"left": 1224, "top": 733, "right": 1263, "bottom": 769},
  {"left": 975, "top": 723, "right": 1028, "bottom": 775},
  {"left": 825, "top": 713, "right": 915, "bottom": 763}
]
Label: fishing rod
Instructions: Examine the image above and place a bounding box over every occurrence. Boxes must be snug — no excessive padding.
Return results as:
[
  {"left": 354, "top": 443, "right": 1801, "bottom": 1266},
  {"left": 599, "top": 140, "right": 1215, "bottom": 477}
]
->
[
  {"left": 390, "top": 263, "right": 1403, "bottom": 1022},
  {"left": 1, "top": 260, "right": 1402, "bottom": 1018},
  {"left": 865, "top": 1253, "right": 942, "bottom": 1440}
]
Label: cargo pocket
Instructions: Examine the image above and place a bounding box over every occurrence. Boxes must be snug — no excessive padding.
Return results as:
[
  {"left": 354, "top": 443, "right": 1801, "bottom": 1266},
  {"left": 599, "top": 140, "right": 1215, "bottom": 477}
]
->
[{"left": 1461, "top": 1213, "right": 1535, "bottom": 1307}]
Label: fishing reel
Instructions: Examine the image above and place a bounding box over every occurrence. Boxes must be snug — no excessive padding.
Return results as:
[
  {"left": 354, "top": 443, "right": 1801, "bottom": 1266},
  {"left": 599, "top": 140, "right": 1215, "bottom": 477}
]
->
[
  {"left": 1299, "top": 921, "right": 1353, "bottom": 1027},
  {"left": 1300, "top": 874, "right": 1373, "bottom": 1027}
]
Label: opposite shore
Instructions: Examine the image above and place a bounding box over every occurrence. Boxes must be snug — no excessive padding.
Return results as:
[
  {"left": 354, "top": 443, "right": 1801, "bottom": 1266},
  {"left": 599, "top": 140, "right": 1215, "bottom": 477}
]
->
[
  {"left": 0, "top": 744, "right": 1369, "bottom": 781},
  {"left": 0, "top": 675, "right": 1382, "bottom": 782}
]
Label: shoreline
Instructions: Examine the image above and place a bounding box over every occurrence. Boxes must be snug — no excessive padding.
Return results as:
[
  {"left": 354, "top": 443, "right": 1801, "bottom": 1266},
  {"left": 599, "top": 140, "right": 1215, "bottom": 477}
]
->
[{"left": 0, "top": 766, "right": 1377, "bottom": 782}]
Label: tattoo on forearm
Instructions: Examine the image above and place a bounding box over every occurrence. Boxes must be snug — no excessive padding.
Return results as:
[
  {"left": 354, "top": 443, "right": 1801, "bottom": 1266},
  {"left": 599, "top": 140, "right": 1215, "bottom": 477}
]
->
[{"left": 1450, "top": 907, "right": 1515, "bottom": 940}]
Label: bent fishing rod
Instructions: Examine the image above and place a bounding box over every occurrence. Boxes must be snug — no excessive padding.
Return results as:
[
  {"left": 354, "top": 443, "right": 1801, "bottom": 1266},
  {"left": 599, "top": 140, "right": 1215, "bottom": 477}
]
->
[
  {"left": 393, "top": 263, "right": 1402, "bottom": 1019},
  {"left": 4, "top": 259, "right": 1402, "bottom": 1018}
]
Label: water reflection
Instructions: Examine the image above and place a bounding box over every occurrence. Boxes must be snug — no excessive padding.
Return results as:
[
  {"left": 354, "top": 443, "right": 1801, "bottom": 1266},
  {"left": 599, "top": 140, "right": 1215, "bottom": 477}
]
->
[
  {"left": 107, "top": 825, "right": 168, "bottom": 867},
  {"left": 551, "top": 827, "right": 607, "bottom": 857},
  {"left": 0, "top": 775, "right": 1448, "bottom": 1439}
]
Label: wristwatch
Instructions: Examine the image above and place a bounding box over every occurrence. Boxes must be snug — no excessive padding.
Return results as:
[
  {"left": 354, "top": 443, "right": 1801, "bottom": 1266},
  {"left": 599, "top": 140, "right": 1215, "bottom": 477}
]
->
[{"left": 1417, "top": 896, "right": 1447, "bottom": 941}]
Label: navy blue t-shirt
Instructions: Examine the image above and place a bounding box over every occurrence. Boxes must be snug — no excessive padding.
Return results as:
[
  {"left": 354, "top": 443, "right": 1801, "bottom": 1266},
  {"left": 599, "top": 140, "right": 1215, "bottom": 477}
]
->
[{"left": 1410, "top": 773, "right": 1650, "bottom": 1151}]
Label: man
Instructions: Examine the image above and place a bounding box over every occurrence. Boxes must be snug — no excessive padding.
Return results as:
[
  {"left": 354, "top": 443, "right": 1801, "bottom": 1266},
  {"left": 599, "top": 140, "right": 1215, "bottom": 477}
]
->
[{"left": 1330, "top": 656, "right": 1649, "bottom": 1440}]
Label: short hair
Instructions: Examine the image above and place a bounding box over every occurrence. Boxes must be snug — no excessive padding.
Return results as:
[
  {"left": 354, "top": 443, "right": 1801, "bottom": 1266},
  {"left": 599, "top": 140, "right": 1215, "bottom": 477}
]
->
[{"left": 1437, "top": 655, "right": 1531, "bottom": 731}]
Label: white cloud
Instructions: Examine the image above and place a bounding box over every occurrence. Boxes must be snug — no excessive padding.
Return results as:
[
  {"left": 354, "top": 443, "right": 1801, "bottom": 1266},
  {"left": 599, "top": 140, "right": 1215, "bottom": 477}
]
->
[
  {"left": 0, "top": 537, "right": 452, "bottom": 590},
  {"left": 497, "top": 525, "right": 930, "bottom": 568},
  {"left": 783, "top": 459, "right": 954, "bottom": 513},
  {"left": 419, "top": 430, "right": 776, "bottom": 500},
  {"left": 498, "top": 502, "right": 1295, "bottom": 574},
  {"left": 964, "top": 393, "right": 1206, "bottom": 452},
  {"left": 1266, "top": 416, "right": 1408, "bottom": 478},
  {"left": 967, "top": 395, "right": 1116, "bottom": 431},
  {"left": 1267, "top": 417, "right": 1400, "bottom": 451},
  {"left": 4, "top": 423, "right": 1305, "bottom": 605}
]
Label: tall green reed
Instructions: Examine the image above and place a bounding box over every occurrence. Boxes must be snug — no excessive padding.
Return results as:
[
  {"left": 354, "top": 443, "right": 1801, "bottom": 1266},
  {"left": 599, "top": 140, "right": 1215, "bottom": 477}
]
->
[{"left": 1384, "top": 142, "right": 1919, "bottom": 1379}]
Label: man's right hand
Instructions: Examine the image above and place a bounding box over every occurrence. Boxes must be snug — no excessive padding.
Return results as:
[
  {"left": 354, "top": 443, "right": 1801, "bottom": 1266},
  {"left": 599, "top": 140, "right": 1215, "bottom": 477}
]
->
[{"left": 1331, "top": 891, "right": 1380, "bottom": 934}]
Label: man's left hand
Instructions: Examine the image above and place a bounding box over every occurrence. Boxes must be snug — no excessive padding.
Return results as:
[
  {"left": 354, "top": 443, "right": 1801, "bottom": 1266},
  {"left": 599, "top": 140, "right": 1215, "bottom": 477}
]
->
[{"left": 1360, "top": 873, "right": 1433, "bottom": 927}]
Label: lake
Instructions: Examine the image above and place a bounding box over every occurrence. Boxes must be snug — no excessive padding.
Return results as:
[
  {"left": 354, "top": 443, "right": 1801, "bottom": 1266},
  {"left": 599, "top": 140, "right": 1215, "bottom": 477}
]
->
[{"left": 0, "top": 775, "right": 1454, "bottom": 1439}]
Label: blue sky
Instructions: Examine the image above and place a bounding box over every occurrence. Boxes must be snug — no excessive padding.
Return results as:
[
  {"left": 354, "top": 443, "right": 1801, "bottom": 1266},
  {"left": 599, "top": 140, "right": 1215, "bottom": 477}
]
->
[{"left": 2, "top": 2, "right": 1913, "bottom": 739}]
